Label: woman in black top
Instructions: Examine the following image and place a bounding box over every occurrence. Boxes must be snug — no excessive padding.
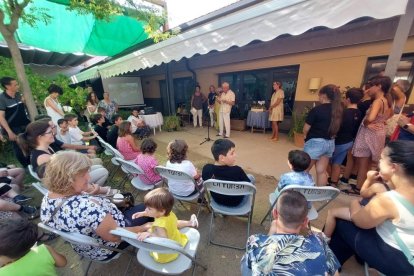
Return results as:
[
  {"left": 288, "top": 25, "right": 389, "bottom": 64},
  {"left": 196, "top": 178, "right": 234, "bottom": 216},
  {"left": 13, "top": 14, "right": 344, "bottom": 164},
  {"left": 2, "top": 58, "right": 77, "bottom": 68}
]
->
[{"left": 303, "top": 84, "right": 343, "bottom": 186}]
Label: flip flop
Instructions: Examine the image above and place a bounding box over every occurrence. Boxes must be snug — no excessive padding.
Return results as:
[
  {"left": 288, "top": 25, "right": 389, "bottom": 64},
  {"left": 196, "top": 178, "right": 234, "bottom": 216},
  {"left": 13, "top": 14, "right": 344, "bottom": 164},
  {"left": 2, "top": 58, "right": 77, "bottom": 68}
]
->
[
  {"left": 37, "top": 232, "right": 58, "bottom": 243},
  {"left": 190, "top": 214, "right": 198, "bottom": 228}
]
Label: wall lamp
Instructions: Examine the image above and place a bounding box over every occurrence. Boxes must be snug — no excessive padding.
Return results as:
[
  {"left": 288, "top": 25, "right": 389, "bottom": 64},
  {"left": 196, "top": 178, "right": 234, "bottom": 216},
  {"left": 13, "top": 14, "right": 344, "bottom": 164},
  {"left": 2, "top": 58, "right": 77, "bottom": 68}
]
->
[{"left": 309, "top": 78, "right": 321, "bottom": 93}]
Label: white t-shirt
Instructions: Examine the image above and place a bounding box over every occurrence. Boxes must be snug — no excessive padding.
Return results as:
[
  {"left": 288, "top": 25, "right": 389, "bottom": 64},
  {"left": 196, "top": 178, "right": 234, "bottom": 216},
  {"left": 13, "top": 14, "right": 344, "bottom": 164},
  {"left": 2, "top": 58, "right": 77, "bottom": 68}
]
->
[
  {"left": 165, "top": 160, "right": 197, "bottom": 196},
  {"left": 68, "top": 126, "right": 84, "bottom": 145},
  {"left": 56, "top": 130, "right": 71, "bottom": 144},
  {"left": 127, "top": 115, "right": 144, "bottom": 133}
]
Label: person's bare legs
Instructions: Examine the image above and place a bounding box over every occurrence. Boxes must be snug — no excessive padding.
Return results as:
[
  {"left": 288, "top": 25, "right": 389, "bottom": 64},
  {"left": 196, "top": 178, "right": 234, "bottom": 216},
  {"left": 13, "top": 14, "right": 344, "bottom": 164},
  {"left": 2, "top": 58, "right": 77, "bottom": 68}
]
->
[
  {"left": 342, "top": 151, "right": 355, "bottom": 179},
  {"left": 177, "top": 214, "right": 198, "bottom": 228},
  {"left": 8, "top": 168, "right": 25, "bottom": 192},
  {"left": 330, "top": 164, "right": 341, "bottom": 183},
  {"left": 271, "top": 121, "right": 279, "bottom": 140},
  {"left": 315, "top": 156, "right": 330, "bottom": 186},
  {"left": 356, "top": 157, "right": 371, "bottom": 189},
  {"left": 0, "top": 198, "right": 20, "bottom": 212},
  {"left": 324, "top": 207, "right": 351, "bottom": 238}
]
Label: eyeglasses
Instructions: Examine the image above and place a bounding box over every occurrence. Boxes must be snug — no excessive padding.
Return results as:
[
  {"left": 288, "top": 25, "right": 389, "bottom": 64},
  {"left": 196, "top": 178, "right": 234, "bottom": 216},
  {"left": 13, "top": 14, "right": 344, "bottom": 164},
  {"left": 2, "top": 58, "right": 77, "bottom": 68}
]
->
[{"left": 42, "top": 130, "right": 53, "bottom": 136}]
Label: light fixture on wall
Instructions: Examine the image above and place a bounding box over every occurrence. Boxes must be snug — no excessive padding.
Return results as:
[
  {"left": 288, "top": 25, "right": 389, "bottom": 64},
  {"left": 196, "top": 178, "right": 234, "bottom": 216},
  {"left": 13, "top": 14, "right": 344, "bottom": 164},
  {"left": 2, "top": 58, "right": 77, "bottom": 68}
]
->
[{"left": 309, "top": 78, "right": 321, "bottom": 93}]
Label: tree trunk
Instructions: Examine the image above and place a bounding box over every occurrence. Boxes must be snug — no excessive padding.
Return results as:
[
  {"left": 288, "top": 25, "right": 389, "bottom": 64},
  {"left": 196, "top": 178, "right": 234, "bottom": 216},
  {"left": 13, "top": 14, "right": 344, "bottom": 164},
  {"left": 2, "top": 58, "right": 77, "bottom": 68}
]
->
[{"left": 2, "top": 34, "right": 38, "bottom": 120}]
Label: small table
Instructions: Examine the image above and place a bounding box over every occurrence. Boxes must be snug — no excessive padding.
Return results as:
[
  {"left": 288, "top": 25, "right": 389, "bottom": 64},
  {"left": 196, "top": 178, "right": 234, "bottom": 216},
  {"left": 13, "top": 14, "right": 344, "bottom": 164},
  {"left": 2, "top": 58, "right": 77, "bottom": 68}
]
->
[
  {"left": 246, "top": 110, "right": 271, "bottom": 133},
  {"left": 141, "top": 112, "right": 163, "bottom": 135}
]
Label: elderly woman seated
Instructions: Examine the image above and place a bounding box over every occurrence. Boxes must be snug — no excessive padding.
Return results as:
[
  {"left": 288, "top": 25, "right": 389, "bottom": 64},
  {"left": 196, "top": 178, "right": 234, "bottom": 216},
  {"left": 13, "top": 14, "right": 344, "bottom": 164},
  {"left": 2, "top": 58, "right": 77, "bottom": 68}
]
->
[{"left": 40, "top": 151, "right": 153, "bottom": 261}]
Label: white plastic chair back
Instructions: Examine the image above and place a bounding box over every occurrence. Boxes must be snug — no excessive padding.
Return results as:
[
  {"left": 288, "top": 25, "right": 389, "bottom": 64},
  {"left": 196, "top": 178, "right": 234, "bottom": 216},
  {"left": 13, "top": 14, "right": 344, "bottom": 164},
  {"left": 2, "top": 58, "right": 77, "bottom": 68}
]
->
[
  {"left": 32, "top": 182, "right": 48, "bottom": 196},
  {"left": 203, "top": 180, "right": 256, "bottom": 197},
  {"left": 115, "top": 158, "right": 145, "bottom": 175},
  {"left": 285, "top": 185, "right": 340, "bottom": 202},
  {"left": 28, "top": 164, "right": 41, "bottom": 181}
]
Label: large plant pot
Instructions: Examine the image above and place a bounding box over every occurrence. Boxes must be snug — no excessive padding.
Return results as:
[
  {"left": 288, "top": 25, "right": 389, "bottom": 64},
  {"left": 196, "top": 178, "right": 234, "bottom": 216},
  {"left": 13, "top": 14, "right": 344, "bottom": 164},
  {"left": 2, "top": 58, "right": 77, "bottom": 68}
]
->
[
  {"left": 293, "top": 131, "right": 305, "bottom": 148},
  {"left": 230, "top": 119, "right": 246, "bottom": 131}
]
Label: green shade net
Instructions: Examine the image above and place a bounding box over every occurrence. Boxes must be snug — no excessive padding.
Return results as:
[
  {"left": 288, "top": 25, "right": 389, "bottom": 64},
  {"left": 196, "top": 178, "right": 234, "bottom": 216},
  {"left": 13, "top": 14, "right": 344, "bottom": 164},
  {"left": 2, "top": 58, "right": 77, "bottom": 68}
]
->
[{"left": 0, "top": 0, "right": 148, "bottom": 57}]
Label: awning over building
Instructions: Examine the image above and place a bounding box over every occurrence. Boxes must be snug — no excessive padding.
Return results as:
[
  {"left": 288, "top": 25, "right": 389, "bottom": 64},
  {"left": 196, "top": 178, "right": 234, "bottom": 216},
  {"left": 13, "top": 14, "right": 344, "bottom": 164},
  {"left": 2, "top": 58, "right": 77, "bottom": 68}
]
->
[
  {"left": 0, "top": 0, "right": 148, "bottom": 57},
  {"left": 71, "top": 0, "right": 409, "bottom": 83}
]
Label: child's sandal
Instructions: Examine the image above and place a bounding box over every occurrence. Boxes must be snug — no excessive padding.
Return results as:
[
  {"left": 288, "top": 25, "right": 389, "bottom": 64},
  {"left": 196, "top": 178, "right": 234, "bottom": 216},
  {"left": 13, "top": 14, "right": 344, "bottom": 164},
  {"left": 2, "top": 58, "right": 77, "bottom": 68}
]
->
[{"left": 190, "top": 214, "right": 198, "bottom": 228}]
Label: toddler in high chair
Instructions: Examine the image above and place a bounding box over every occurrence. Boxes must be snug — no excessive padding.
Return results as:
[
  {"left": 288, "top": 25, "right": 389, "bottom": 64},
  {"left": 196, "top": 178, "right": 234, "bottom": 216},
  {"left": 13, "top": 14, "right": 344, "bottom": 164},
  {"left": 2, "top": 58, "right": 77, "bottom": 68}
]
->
[{"left": 132, "top": 188, "right": 198, "bottom": 263}]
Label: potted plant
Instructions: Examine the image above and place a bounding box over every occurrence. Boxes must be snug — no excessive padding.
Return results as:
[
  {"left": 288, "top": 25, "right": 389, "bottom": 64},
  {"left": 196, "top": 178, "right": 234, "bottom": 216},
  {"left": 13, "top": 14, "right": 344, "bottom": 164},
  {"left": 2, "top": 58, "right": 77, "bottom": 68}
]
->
[
  {"left": 288, "top": 107, "right": 309, "bottom": 148},
  {"left": 162, "top": 115, "right": 181, "bottom": 132}
]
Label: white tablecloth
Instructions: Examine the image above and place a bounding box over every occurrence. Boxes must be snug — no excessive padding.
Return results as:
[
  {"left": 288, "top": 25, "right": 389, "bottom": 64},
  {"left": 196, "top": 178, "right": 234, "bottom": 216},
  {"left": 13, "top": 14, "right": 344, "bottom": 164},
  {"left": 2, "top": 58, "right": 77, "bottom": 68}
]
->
[{"left": 141, "top": 112, "right": 163, "bottom": 134}]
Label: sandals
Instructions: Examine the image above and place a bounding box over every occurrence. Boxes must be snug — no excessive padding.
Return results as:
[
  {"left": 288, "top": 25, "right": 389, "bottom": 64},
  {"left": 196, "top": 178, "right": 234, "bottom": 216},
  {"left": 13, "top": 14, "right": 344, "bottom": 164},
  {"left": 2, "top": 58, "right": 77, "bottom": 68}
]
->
[
  {"left": 37, "top": 232, "right": 58, "bottom": 243},
  {"left": 190, "top": 214, "right": 199, "bottom": 228},
  {"left": 341, "top": 184, "right": 360, "bottom": 196}
]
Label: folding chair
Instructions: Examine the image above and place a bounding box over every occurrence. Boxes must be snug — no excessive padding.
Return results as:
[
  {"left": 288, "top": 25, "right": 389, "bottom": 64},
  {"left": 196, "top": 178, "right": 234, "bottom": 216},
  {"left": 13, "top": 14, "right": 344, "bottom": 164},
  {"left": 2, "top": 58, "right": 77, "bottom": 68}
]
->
[
  {"left": 155, "top": 166, "right": 208, "bottom": 217},
  {"left": 28, "top": 164, "right": 41, "bottom": 181},
  {"left": 260, "top": 185, "right": 340, "bottom": 225},
  {"left": 114, "top": 158, "right": 163, "bottom": 198},
  {"left": 110, "top": 227, "right": 207, "bottom": 276},
  {"left": 99, "top": 141, "right": 125, "bottom": 185},
  {"left": 203, "top": 179, "right": 256, "bottom": 250},
  {"left": 32, "top": 182, "right": 48, "bottom": 196},
  {"left": 38, "top": 223, "right": 132, "bottom": 276}
]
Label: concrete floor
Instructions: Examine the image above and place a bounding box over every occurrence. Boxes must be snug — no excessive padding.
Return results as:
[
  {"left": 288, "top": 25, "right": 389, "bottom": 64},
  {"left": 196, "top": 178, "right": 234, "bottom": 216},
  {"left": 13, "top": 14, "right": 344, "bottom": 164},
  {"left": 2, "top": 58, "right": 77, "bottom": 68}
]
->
[{"left": 35, "top": 124, "right": 369, "bottom": 276}]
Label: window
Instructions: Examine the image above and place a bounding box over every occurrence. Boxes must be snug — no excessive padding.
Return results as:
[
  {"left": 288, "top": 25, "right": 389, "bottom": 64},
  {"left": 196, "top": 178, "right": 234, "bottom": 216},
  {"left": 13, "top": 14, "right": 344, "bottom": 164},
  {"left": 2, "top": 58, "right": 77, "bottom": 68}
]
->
[
  {"left": 219, "top": 65, "right": 299, "bottom": 118},
  {"left": 363, "top": 54, "right": 414, "bottom": 98}
]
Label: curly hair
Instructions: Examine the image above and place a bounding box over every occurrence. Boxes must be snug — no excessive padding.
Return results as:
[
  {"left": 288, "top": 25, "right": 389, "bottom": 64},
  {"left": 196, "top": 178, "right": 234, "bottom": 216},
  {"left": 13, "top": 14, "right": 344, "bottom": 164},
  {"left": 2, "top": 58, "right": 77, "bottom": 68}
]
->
[
  {"left": 141, "top": 138, "right": 157, "bottom": 154},
  {"left": 167, "top": 139, "right": 188, "bottom": 163},
  {"left": 43, "top": 151, "right": 91, "bottom": 194}
]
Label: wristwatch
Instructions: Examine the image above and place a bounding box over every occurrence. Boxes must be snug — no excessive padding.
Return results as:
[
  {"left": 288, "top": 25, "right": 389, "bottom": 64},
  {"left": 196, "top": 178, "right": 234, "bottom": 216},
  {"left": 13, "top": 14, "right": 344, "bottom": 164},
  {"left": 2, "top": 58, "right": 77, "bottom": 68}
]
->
[{"left": 403, "top": 123, "right": 413, "bottom": 129}]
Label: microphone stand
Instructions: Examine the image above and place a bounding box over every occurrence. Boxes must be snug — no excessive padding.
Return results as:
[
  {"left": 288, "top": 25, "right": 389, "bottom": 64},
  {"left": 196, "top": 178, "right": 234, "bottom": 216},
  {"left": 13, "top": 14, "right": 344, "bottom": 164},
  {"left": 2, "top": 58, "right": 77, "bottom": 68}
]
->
[{"left": 200, "top": 107, "right": 214, "bottom": 145}]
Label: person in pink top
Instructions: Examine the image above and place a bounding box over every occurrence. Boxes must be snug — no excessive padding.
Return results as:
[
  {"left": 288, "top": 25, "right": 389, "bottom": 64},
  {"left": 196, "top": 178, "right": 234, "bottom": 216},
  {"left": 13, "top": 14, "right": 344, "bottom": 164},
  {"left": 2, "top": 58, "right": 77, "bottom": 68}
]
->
[
  {"left": 116, "top": 121, "right": 140, "bottom": 160},
  {"left": 134, "top": 138, "right": 162, "bottom": 185}
]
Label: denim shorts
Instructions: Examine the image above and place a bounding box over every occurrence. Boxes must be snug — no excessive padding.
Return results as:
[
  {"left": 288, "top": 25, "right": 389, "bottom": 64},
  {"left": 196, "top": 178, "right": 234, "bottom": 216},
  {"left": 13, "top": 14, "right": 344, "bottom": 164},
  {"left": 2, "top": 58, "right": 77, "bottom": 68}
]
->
[
  {"left": 331, "top": 141, "right": 353, "bottom": 165},
  {"left": 304, "top": 138, "right": 335, "bottom": 160}
]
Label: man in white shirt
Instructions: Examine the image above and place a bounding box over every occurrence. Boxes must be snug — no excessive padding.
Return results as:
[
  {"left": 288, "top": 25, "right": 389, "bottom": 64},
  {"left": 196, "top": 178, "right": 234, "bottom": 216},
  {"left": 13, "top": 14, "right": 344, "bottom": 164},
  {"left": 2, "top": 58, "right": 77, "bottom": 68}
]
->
[{"left": 217, "top": 82, "right": 235, "bottom": 138}]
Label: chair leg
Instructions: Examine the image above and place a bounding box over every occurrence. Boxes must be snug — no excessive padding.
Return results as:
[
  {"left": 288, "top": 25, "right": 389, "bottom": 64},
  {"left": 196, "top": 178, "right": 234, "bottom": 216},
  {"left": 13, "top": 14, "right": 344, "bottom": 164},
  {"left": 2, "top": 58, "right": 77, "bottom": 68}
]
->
[
  {"left": 84, "top": 260, "right": 93, "bottom": 276},
  {"left": 123, "top": 254, "right": 134, "bottom": 276},
  {"left": 260, "top": 206, "right": 272, "bottom": 225},
  {"left": 209, "top": 213, "right": 248, "bottom": 250},
  {"left": 208, "top": 210, "right": 214, "bottom": 245}
]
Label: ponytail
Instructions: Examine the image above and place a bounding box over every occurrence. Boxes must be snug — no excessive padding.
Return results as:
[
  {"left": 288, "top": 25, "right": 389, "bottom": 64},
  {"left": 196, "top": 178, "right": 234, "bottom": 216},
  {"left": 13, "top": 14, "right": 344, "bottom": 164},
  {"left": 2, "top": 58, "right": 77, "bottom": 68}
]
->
[
  {"left": 17, "top": 132, "right": 30, "bottom": 157},
  {"left": 371, "top": 75, "right": 392, "bottom": 108},
  {"left": 16, "top": 121, "right": 50, "bottom": 157},
  {"left": 319, "top": 84, "right": 343, "bottom": 138}
]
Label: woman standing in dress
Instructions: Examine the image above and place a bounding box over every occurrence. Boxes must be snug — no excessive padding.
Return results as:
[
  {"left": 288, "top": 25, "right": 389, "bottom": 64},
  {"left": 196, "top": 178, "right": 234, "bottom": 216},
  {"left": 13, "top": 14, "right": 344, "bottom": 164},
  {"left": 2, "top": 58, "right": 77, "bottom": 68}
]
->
[
  {"left": 348, "top": 75, "right": 392, "bottom": 195},
  {"left": 98, "top": 91, "right": 118, "bottom": 122},
  {"left": 269, "top": 81, "right": 284, "bottom": 141},
  {"left": 85, "top": 92, "right": 99, "bottom": 122},
  {"left": 44, "top": 84, "right": 64, "bottom": 125}
]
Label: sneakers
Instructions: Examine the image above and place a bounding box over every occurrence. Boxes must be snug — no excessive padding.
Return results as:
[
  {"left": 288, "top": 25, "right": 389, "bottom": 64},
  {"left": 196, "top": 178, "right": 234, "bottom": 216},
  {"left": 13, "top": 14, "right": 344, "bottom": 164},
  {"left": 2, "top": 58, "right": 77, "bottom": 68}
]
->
[
  {"left": 339, "top": 177, "right": 357, "bottom": 186},
  {"left": 20, "top": 205, "right": 38, "bottom": 220},
  {"left": 190, "top": 214, "right": 199, "bottom": 228},
  {"left": 12, "top": 194, "right": 32, "bottom": 204}
]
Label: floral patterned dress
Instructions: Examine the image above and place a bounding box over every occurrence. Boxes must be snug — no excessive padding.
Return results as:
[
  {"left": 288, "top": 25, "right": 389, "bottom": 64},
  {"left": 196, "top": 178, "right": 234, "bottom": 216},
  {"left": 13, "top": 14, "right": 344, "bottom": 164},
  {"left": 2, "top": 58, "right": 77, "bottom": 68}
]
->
[
  {"left": 41, "top": 194, "right": 125, "bottom": 261},
  {"left": 243, "top": 233, "right": 340, "bottom": 276}
]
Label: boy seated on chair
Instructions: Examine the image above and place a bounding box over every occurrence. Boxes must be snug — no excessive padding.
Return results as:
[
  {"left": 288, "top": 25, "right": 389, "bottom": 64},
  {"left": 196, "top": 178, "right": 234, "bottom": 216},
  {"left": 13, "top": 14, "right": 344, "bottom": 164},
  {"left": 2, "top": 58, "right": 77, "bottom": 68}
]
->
[
  {"left": 241, "top": 190, "right": 340, "bottom": 276},
  {"left": 202, "top": 139, "right": 255, "bottom": 207},
  {"left": 274, "top": 150, "right": 315, "bottom": 199},
  {"left": 0, "top": 218, "right": 67, "bottom": 275}
]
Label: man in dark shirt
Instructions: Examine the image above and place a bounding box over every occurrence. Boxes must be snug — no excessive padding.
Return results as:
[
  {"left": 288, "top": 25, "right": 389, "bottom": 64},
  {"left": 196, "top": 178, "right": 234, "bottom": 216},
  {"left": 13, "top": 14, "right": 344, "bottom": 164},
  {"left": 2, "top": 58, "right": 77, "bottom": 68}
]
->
[
  {"left": 0, "top": 77, "right": 31, "bottom": 166},
  {"left": 207, "top": 85, "right": 216, "bottom": 127},
  {"left": 107, "top": 114, "right": 123, "bottom": 148},
  {"left": 202, "top": 139, "right": 255, "bottom": 207}
]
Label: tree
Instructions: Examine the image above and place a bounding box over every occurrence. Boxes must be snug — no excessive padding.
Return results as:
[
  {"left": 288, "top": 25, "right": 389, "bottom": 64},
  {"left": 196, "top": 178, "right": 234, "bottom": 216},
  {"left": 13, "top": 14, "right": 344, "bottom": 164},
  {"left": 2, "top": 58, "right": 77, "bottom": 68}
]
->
[{"left": 0, "top": 0, "right": 168, "bottom": 120}]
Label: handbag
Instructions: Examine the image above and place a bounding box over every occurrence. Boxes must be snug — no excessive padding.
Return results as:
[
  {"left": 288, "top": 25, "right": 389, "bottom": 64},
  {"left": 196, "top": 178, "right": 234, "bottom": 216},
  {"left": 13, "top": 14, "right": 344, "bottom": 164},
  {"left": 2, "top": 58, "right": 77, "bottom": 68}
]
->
[
  {"left": 110, "top": 192, "right": 135, "bottom": 212},
  {"left": 385, "top": 101, "right": 403, "bottom": 137},
  {"left": 388, "top": 192, "right": 414, "bottom": 266}
]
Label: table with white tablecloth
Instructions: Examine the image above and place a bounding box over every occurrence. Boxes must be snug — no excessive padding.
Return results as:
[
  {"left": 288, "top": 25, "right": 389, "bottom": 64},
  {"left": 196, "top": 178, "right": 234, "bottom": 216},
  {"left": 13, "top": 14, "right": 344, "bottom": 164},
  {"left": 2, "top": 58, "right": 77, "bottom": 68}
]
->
[
  {"left": 246, "top": 110, "right": 271, "bottom": 133},
  {"left": 140, "top": 112, "right": 163, "bottom": 135}
]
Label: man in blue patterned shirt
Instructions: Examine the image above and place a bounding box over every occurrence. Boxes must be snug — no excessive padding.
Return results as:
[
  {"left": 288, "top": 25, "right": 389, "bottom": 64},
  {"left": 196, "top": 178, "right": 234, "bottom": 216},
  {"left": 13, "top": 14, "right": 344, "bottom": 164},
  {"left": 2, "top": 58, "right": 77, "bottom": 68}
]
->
[{"left": 241, "top": 190, "right": 340, "bottom": 276}]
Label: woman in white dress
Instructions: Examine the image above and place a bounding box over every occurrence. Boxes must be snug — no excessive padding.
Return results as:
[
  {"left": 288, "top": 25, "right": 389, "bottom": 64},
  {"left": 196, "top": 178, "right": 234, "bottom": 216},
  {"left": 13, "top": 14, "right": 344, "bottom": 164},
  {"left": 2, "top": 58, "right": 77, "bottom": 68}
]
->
[
  {"left": 269, "top": 81, "right": 285, "bottom": 141},
  {"left": 85, "top": 91, "right": 99, "bottom": 122},
  {"left": 44, "top": 84, "right": 64, "bottom": 125}
]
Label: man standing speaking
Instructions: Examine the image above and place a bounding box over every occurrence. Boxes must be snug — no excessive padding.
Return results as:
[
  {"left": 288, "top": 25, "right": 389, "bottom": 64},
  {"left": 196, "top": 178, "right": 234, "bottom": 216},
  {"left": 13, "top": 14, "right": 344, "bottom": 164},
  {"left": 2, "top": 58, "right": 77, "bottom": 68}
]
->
[{"left": 217, "top": 82, "right": 235, "bottom": 138}]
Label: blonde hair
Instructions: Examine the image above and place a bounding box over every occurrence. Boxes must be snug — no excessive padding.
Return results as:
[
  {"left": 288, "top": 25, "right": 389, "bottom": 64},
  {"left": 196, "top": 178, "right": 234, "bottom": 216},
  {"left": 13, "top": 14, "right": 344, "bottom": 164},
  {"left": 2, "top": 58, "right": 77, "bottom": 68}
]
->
[{"left": 43, "top": 151, "right": 91, "bottom": 194}]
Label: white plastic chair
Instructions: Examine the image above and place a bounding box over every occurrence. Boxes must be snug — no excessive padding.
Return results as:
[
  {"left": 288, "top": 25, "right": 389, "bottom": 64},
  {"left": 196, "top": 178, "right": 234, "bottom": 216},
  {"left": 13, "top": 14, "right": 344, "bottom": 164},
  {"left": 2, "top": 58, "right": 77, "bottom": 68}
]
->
[
  {"left": 260, "top": 185, "right": 340, "bottom": 225},
  {"left": 38, "top": 223, "right": 131, "bottom": 276},
  {"left": 155, "top": 166, "right": 208, "bottom": 217},
  {"left": 99, "top": 139, "right": 125, "bottom": 185},
  {"left": 114, "top": 158, "right": 163, "bottom": 197},
  {"left": 203, "top": 179, "right": 256, "bottom": 250},
  {"left": 32, "top": 182, "right": 48, "bottom": 196},
  {"left": 110, "top": 227, "right": 206, "bottom": 276},
  {"left": 28, "top": 164, "right": 41, "bottom": 181}
]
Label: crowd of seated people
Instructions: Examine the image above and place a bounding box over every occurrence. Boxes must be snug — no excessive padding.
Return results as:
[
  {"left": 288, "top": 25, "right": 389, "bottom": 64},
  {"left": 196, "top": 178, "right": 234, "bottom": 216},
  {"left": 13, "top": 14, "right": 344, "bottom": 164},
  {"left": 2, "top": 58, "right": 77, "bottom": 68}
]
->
[{"left": 1, "top": 74, "right": 414, "bottom": 275}]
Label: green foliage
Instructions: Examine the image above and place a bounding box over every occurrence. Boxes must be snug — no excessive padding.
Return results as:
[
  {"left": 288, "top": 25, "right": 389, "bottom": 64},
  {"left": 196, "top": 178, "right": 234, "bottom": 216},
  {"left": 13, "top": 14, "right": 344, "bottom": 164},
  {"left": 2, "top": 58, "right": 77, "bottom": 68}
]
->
[
  {"left": 0, "top": 56, "right": 88, "bottom": 113},
  {"left": 288, "top": 107, "right": 310, "bottom": 138},
  {"left": 162, "top": 116, "right": 181, "bottom": 132},
  {"left": 117, "top": 109, "right": 132, "bottom": 120},
  {"left": 67, "top": 0, "right": 122, "bottom": 21}
]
